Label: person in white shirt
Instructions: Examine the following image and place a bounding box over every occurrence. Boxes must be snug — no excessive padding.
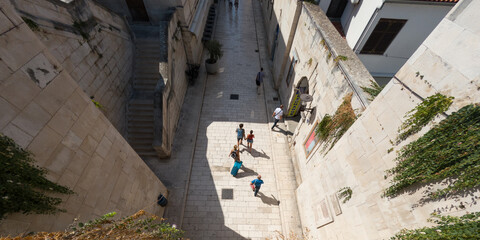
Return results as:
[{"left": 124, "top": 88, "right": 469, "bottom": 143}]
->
[{"left": 271, "top": 105, "right": 284, "bottom": 130}]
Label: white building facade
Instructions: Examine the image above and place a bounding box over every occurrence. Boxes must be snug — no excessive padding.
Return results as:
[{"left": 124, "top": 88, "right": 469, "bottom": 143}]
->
[{"left": 316, "top": 0, "right": 457, "bottom": 85}]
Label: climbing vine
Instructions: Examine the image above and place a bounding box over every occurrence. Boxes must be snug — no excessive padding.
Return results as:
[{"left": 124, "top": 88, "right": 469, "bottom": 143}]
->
[
  {"left": 384, "top": 104, "right": 480, "bottom": 199},
  {"left": 360, "top": 80, "right": 384, "bottom": 101},
  {"left": 0, "top": 134, "right": 74, "bottom": 219},
  {"left": 337, "top": 187, "right": 352, "bottom": 203},
  {"left": 396, "top": 93, "right": 453, "bottom": 143},
  {"left": 315, "top": 92, "right": 356, "bottom": 152},
  {"left": 391, "top": 212, "right": 480, "bottom": 240},
  {"left": 3, "top": 210, "right": 185, "bottom": 239}
]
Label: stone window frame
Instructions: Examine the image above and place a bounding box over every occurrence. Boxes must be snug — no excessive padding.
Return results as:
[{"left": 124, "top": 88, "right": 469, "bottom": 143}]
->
[
  {"left": 360, "top": 18, "right": 407, "bottom": 55},
  {"left": 303, "top": 119, "right": 320, "bottom": 159}
]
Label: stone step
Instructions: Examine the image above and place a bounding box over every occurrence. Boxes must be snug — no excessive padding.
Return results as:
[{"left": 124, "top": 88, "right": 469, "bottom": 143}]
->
[
  {"left": 134, "top": 67, "right": 160, "bottom": 74},
  {"left": 127, "top": 127, "right": 154, "bottom": 134},
  {"left": 129, "top": 99, "right": 153, "bottom": 105},
  {"left": 137, "top": 150, "right": 158, "bottom": 157},
  {"left": 128, "top": 106, "right": 154, "bottom": 113},
  {"left": 128, "top": 133, "right": 154, "bottom": 140},
  {"left": 134, "top": 72, "right": 160, "bottom": 78}
]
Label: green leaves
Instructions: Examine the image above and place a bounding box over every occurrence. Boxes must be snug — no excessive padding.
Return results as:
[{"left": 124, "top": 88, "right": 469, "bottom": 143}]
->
[
  {"left": 391, "top": 212, "right": 480, "bottom": 240},
  {"left": 0, "top": 134, "right": 74, "bottom": 219},
  {"left": 315, "top": 92, "right": 357, "bottom": 153},
  {"left": 384, "top": 104, "right": 480, "bottom": 198},
  {"left": 360, "top": 80, "right": 384, "bottom": 101},
  {"left": 396, "top": 93, "right": 454, "bottom": 143}
]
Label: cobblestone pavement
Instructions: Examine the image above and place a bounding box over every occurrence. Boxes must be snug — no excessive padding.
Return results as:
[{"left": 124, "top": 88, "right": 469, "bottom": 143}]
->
[{"left": 146, "top": 0, "right": 302, "bottom": 239}]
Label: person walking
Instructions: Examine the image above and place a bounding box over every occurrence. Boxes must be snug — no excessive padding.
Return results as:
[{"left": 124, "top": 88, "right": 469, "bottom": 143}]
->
[
  {"left": 230, "top": 145, "right": 242, "bottom": 176},
  {"left": 255, "top": 68, "right": 264, "bottom": 95},
  {"left": 271, "top": 105, "right": 284, "bottom": 130},
  {"left": 234, "top": 0, "right": 239, "bottom": 9},
  {"left": 246, "top": 130, "right": 254, "bottom": 152},
  {"left": 250, "top": 175, "right": 264, "bottom": 196},
  {"left": 236, "top": 124, "right": 246, "bottom": 146}
]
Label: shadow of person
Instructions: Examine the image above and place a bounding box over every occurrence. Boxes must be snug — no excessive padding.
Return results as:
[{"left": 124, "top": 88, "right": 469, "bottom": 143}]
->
[
  {"left": 257, "top": 192, "right": 280, "bottom": 206},
  {"left": 272, "top": 127, "right": 293, "bottom": 136},
  {"left": 235, "top": 165, "right": 258, "bottom": 178},
  {"left": 250, "top": 148, "right": 270, "bottom": 159}
]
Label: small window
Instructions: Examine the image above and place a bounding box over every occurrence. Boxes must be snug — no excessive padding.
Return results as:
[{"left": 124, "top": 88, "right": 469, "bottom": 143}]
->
[{"left": 360, "top": 18, "right": 407, "bottom": 55}]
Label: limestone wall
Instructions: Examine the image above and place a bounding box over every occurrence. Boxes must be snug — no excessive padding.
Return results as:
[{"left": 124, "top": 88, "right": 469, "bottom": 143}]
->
[
  {"left": 156, "top": 11, "right": 189, "bottom": 157},
  {"left": 0, "top": 1, "right": 166, "bottom": 236},
  {"left": 11, "top": 0, "right": 134, "bottom": 134},
  {"left": 292, "top": 1, "right": 480, "bottom": 239}
]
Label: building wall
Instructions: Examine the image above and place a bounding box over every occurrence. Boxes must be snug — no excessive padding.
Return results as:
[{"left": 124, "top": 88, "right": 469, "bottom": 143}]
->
[
  {"left": 355, "top": 2, "right": 452, "bottom": 77},
  {"left": 293, "top": 0, "right": 480, "bottom": 239},
  {"left": 286, "top": 2, "right": 372, "bottom": 181},
  {"left": 0, "top": 0, "right": 167, "bottom": 236},
  {"left": 12, "top": 0, "right": 135, "bottom": 134},
  {"left": 260, "top": 0, "right": 301, "bottom": 89},
  {"left": 160, "top": 11, "right": 189, "bottom": 156}
]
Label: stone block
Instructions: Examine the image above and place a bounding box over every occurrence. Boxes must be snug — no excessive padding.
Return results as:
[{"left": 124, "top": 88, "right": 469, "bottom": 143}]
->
[
  {"left": 1, "top": 123, "right": 33, "bottom": 148},
  {"left": 71, "top": 42, "right": 92, "bottom": 67},
  {"left": 45, "top": 144, "right": 75, "bottom": 174},
  {"left": 11, "top": 101, "right": 51, "bottom": 137},
  {"left": 0, "top": 60, "right": 13, "bottom": 84},
  {"left": 34, "top": 71, "right": 77, "bottom": 115},
  {"left": 77, "top": 153, "right": 104, "bottom": 191},
  {"left": 27, "top": 125, "right": 62, "bottom": 166},
  {"left": 0, "top": 70, "right": 41, "bottom": 110},
  {"left": 64, "top": 89, "right": 90, "bottom": 118},
  {"left": 0, "top": 11, "right": 14, "bottom": 38},
  {"left": 62, "top": 130, "right": 83, "bottom": 152},
  {"left": 0, "top": 97, "right": 19, "bottom": 130},
  {"left": 20, "top": 52, "right": 60, "bottom": 89},
  {"left": 95, "top": 136, "right": 112, "bottom": 159},
  {"left": 47, "top": 105, "right": 77, "bottom": 136},
  {"left": 0, "top": 23, "right": 43, "bottom": 71},
  {"left": 66, "top": 149, "right": 90, "bottom": 177},
  {"left": 80, "top": 135, "right": 99, "bottom": 155},
  {"left": 58, "top": 168, "right": 81, "bottom": 189}
]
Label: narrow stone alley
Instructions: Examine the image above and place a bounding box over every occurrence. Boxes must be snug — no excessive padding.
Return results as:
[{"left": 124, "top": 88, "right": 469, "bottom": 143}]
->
[{"left": 143, "top": 0, "right": 302, "bottom": 239}]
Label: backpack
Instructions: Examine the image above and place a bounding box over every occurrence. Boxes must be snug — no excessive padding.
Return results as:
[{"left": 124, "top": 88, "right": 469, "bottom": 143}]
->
[{"left": 231, "top": 150, "right": 237, "bottom": 159}]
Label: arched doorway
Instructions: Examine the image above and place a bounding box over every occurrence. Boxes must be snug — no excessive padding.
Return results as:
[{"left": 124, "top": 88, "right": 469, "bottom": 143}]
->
[{"left": 287, "top": 77, "right": 309, "bottom": 117}]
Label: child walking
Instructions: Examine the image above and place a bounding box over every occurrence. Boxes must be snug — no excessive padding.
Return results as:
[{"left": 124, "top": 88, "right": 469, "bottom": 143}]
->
[
  {"left": 246, "top": 130, "right": 254, "bottom": 152},
  {"left": 236, "top": 124, "right": 246, "bottom": 147}
]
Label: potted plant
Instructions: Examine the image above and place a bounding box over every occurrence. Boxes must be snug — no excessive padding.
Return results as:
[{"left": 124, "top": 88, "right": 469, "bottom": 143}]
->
[{"left": 204, "top": 39, "right": 223, "bottom": 74}]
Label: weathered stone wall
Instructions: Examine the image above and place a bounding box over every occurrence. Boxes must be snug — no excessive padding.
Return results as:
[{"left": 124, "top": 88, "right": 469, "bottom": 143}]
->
[
  {"left": 0, "top": 1, "right": 166, "bottom": 236},
  {"left": 281, "top": 3, "right": 372, "bottom": 119},
  {"left": 11, "top": 0, "right": 134, "bottom": 135},
  {"left": 160, "top": 11, "right": 189, "bottom": 157},
  {"left": 292, "top": 1, "right": 480, "bottom": 239},
  {"left": 259, "top": 0, "right": 300, "bottom": 89}
]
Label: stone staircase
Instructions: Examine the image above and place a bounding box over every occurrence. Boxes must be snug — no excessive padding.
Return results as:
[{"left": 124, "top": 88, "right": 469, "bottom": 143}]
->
[{"left": 127, "top": 26, "right": 162, "bottom": 160}]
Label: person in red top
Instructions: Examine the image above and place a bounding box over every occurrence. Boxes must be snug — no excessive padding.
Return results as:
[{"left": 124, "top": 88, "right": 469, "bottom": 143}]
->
[{"left": 246, "top": 130, "right": 254, "bottom": 152}]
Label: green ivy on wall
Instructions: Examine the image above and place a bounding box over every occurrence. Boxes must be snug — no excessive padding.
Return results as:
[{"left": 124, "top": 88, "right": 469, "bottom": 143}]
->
[
  {"left": 391, "top": 212, "right": 480, "bottom": 240},
  {"left": 315, "top": 92, "right": 356, "bottom": 153},
  {"left": 396, "top": 93, "right": 454, "bottom": 143},
  {"left": 0, "top": 134, "right": 74, "bottom": 219},
  {"left": 384, "top": 104, "right": 480, "bottom": 199},
  {"left": 360, "top": 80, "right": 384, "bottom": 101}
]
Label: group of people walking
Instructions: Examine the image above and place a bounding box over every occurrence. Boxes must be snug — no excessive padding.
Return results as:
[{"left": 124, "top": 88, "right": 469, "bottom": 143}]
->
[
  {"left": 223, "top": 68, "right": 283, "bottom": 197},
  {"left": 229, "top": 123, "right": 264, "bottom": 196}
]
